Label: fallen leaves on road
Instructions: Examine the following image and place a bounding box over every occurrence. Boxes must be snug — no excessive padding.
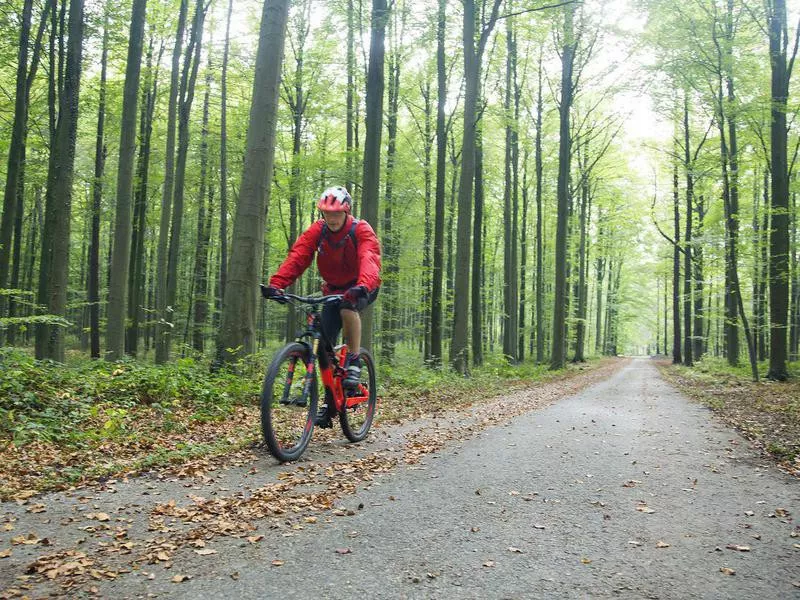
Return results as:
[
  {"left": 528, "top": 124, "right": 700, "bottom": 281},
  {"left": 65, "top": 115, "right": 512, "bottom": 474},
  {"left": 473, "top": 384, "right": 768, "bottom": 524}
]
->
[{"left": 725, "top": 544, "right": 751, "bottom": 552}]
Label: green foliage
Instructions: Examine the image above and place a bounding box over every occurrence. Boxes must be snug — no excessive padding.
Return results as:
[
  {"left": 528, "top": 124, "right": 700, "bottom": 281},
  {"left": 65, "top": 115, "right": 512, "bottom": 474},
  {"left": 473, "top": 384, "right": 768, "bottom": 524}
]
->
[{"left": 0, "top": 348, "right": 261, "bottom": 446}]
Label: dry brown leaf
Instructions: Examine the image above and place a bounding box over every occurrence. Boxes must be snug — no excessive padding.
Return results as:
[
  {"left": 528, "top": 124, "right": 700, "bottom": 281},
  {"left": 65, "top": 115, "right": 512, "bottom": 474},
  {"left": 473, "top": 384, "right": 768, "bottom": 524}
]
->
[
  {"left": 335, "top": 548, "right": 352, "bottom": 555},
  {"left": 171, "top": 574, "right": 191, "bottom": 583},
  {"left": 271, "top": 560, "right": 285, "bottom": 567},
  {"left": 507, "top": 547, "right": 523, "bottom": 553},
  {"left": 725, "top": 544, "right": 751, "bottom": 552},
  {"left": 656, "top": 541, "right": 670, "bottom": 548},
  {"left": 27, "top": 504, "right": 46, "bottom": 514},
  {"left": 720, "top": 567, "right": 736, "bottom": 576},
  {"left": 581, "top": 557, "right": 592, "bottom": 564},
  {"left": 194, "top": 549, "right": 217, "bottom": 556},
  {"left": 0, "top": 548, "right": 11, "bottom": 558},
  {"left": 636, "top": 504, "right": 656, "bottom": 514},
  {"left": 247, "top": 535, "right": 264, "bottom": 544},
  {"left": 483, "top": 560, "right": 495, "bottom": 568}
]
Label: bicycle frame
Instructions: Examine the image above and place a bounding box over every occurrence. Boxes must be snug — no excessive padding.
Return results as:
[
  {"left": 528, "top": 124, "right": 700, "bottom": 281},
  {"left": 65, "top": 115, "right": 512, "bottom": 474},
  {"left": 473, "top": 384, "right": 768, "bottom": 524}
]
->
[{"left": 283, "top": 293, "right": 370, "bottom": 417}]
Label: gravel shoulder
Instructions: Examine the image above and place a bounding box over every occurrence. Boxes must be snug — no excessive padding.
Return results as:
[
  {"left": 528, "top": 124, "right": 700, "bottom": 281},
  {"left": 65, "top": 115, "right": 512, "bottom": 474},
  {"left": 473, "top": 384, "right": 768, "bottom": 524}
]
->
[{"left": 2, "top": 358, "right": 798, "bottom": 599}]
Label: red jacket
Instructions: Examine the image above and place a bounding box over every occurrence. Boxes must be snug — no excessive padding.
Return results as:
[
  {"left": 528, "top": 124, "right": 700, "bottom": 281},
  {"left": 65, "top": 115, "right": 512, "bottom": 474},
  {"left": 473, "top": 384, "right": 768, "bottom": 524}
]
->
[{"left": 269, "top": 215, "right": 382, "bottom": 295}]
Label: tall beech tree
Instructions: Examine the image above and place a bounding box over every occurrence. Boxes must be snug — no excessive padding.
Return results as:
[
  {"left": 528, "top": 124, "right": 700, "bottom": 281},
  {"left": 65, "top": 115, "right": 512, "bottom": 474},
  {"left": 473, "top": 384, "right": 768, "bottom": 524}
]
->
[
  {"left": 550, "top": 1, "right": 577, "bottom": 370},
  {"left": 217, "top": 0, "right": 291, "bottom": 364},
  {"left": 105, "top": 0, "right": 148, "bottom": 361},
  {"left": 35, "top": 0, "right": 84, "bottom": 362}
]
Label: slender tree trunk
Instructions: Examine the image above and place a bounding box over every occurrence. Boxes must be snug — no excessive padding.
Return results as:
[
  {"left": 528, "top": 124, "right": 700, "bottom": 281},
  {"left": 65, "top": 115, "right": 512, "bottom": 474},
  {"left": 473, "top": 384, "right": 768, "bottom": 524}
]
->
[
  {"left": 192, "top": 62, "right": 213, "bottom": 353},
  {"left": 35, "top": 0, "right": 84, "bottom": 362},
  {"left": 359, "top": 0, "right": 388, "bottom": 351},
  {"left": 346, "top": 0, "right": 356, "bottom": 194},
  {"left": 161, "top": 0, "right": 207, "bottom": 362},
  {"left": 693, "top": 196, "right": 706, "bottom": 359},
  {"left": 682, "top": 94, "right": 693, "bottom": 366},
  {"left": 519, "top": 148, "right": 529, "bottom": 360},
  {"left": 672, "top": 161, "right": 682, "bottom": 364},
  {"left": 451, "top": 0, "right": 478, "bottom": 373},
  {"left": 155, "top": 0, "right": 188, "bottom": 363},
  {"left": 128, "top": 39, "right": 161, "bottom": 356},
  {"left": 381, "top": 33, "right": 400, "bottom": 364},
  {"left": 106, "top": 0, "right": 148, "bottom": 360},
  {"left": 430, "top": 0, "right": 447, "bottom": 367},
  {"left": 535, "top": 54, "right": 545, "bottom": 364},
  {"left": 574, "top": 170, "right": 588, "bottom": 362},
  {"left": 217, "top": 0, "right": 233, "bottom": 323},
  {"left": 216, "top": 0, "right": 290, "bottom": 364},
  {"left": 421, "top": 81, "right": 433, "bottom": 362},
  {"left": 502, "top": 15, "right": 519, "bottom": 362},
  {"left": 472, "top": 115, "right": 484, "bottom": 367},
  {"left": 767, "top": 0, "right": 790, "bottom": 380},
  {"left": 88, "top": 11, "right": 109, "bottom": 359},
  {"left": 0, "top": 0, "right": 33, "bottom": 334},
  {"left": 550, "top": 3, "right": 576, "bottom": 370}
]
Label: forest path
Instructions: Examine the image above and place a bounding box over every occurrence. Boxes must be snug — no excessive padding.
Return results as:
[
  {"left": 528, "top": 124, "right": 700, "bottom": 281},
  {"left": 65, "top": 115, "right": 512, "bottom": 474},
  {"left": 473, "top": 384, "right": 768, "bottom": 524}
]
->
[{"left": 2, "top": 358, "right": 798, "bottom": 599}]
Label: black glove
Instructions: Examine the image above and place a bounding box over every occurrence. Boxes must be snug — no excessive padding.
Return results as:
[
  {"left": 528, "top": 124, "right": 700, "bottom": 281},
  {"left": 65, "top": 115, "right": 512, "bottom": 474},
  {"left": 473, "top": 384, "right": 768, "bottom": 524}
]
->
[
  {"left": 342, "top": 285, "right": 368, "bottom": 310},
  {"left": 260, "top": 284, "right": 288, "bottom": 304}
]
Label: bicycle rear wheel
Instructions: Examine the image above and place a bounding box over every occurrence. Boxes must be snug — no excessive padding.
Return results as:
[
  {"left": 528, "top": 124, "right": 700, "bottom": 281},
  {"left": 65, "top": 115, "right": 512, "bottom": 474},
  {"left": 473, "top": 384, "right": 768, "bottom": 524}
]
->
[
  {"left": 339, "top": 347, "right": 377, "bottom": 442},
  {"left": 261, "top": 342, "right": 317, "bottom": 462}
]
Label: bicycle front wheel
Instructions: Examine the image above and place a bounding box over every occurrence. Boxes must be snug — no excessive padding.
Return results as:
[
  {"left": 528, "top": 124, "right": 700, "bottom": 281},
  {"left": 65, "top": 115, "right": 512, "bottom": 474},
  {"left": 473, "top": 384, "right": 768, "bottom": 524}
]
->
[
  {"left": 261, "top": 342, "right": 317, "bottom": 462},
  {"left": 339, "top": 347, "right": 377, "bottom": 442}
]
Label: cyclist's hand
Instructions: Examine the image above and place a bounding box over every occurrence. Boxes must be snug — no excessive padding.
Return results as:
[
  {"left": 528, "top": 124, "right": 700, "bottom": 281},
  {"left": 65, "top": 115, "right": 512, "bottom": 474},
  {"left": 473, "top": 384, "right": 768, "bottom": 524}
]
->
[
  {"left": 260, "top": 284, "right": 288, "bottom": 304},
  {"left": 342, "top": 285, "right": 367, "bottom": 309}
]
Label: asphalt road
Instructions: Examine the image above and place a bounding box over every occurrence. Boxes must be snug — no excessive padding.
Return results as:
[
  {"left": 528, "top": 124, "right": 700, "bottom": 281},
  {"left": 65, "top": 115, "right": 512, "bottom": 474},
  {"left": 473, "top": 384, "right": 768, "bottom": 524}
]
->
[{"left": 2, "top": 358, "right": 798, "bottom": 599}]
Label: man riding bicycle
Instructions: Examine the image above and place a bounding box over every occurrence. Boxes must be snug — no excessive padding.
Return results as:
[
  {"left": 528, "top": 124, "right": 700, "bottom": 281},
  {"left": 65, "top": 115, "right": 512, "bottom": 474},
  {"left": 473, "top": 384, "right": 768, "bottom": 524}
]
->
[{"left": 262, "top": 186, "right": 381, "bottom": 425}]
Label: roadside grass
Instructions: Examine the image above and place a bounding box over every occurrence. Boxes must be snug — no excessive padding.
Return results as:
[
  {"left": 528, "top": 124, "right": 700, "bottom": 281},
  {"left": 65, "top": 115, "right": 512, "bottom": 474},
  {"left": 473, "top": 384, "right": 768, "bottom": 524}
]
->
[
  {"left": 0, "top": 346, "right": 605, "bottom": 499},
  {"left": 658, "top": 356, "right": 800, "bottom": 475}
]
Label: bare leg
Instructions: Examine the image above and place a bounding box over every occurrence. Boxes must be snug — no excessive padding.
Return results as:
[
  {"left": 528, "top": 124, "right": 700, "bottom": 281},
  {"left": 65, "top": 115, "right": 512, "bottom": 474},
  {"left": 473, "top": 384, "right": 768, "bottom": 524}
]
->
[{"left": 340, "top": 308, "right": 361, "bottom": 353}]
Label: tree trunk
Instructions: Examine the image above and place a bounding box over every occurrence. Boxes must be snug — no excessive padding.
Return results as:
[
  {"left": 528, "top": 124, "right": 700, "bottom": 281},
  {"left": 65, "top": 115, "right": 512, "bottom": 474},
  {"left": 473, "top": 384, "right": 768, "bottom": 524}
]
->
[
  {"left": 217, "top": 0, "right": 232, "bottom": 325},
  {"left": 472, "top": 114, "right": 484, "bottom": 367},
  {"left": 0, "top": 0, "right": 34, "bottom": 335},
  {"left": 518, "top": 148, "right": 529, "bottom": 361},
  {"left": 105, "top": 0, "right": 148, "bottom": 360},
  {"left": 535, "top": 54, "right": 545, "bottom": 363},
  {"left": 502, "top": 14, "right": 519, "bottom": 362},
  {"left": 155, "top": 0, "right": 188, "bottom": 363},
  {"left": 88, "top": 11, "right": 109, "bottom": 359},
  {"left": 216, "top": 0, "right": 290, "bottom": 364},
  {"left": 359, "top": 0, "right": 388, "bottom": 351},
  {"left": 161, "top": 0, "right": 207, "bottom": 362},
  {"left": 767, "top": 0, "right": 790, "bottom": 380},
  {"left": 127, "top": 39, "right": 161, "bottom": 356},
  {"left": 672, "top": 161, "right": 682, "bottom": 364},
  {"left": 451, "top": 0, "right": 478, "bottom": 373},
  {"left": 693, "top": 195, "right": 706, "bottom": 359},
  {"left": 35, "top": 0, "right": 84, "bottom": 362},
  {"left": 574, "top": 167, "right": 589, "bottom": 362},
  {"left": 682, "top": 94, "right": 693, "bottom": 366},
  {"left": 430, "top": 0, "right": 447, "bottom": 367},
  {"left": 192, "top": 62, "right": 213, "bottom": 353},
  {"left": 550, "top": 3, "right": 576, "bottom": 370},
  {"left": 381, "top": 32, "right": 400, "bottom": 364}
]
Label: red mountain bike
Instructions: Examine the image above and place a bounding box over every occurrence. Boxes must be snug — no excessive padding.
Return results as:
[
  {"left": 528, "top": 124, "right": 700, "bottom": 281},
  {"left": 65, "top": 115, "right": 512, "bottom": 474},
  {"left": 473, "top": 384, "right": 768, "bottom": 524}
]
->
[{"left": 260, "top": 289, "right": 377, "bottom": 462}]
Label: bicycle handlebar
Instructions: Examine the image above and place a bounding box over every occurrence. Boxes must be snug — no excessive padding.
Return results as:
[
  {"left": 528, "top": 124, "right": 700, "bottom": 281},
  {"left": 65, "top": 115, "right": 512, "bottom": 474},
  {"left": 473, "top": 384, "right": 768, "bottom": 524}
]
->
[{"left": 260, "top": 285, "right": 342, "bottom": 306}]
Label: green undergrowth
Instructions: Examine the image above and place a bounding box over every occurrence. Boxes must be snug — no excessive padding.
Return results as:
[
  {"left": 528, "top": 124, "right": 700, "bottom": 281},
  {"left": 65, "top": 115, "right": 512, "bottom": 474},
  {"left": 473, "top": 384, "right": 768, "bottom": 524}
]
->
[
  {"left": 0, "top": 346, "right": 589, "bottom": 449},
  {"left": 0, "top": 346, "right": 604, "bottom": 496}
]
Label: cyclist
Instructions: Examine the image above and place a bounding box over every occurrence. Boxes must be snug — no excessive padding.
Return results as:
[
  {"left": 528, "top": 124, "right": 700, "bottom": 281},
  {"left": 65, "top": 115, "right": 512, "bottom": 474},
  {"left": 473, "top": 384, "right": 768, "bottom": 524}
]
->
[{"left": 262, "top": 186, "right": 381, "bottom": 425}]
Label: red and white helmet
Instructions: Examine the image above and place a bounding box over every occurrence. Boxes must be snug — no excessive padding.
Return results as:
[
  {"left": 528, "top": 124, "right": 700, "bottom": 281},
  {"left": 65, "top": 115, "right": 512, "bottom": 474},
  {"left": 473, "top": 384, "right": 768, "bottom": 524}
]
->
[{"left": 317, "top": 186, "right": 352, "bottom": 213}]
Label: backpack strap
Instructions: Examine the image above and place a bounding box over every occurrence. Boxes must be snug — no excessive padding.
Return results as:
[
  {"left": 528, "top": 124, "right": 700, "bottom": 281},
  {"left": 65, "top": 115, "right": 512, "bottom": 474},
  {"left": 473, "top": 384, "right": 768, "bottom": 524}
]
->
[{"left": 317, "top": 218, "right": 359, "bottom": 255}]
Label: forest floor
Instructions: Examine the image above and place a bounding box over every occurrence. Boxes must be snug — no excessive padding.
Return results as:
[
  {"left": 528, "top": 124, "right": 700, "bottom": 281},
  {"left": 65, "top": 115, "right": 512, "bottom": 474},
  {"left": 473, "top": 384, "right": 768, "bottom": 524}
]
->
[
  {"left": 1, "top": 357, "right": 797, "bottom": 599},
  {"left": 0, "top": 352, "right": 614, "bottom": 501},
  {"left": 656, "top": 358, "right": 800, "bottom": 478}
]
